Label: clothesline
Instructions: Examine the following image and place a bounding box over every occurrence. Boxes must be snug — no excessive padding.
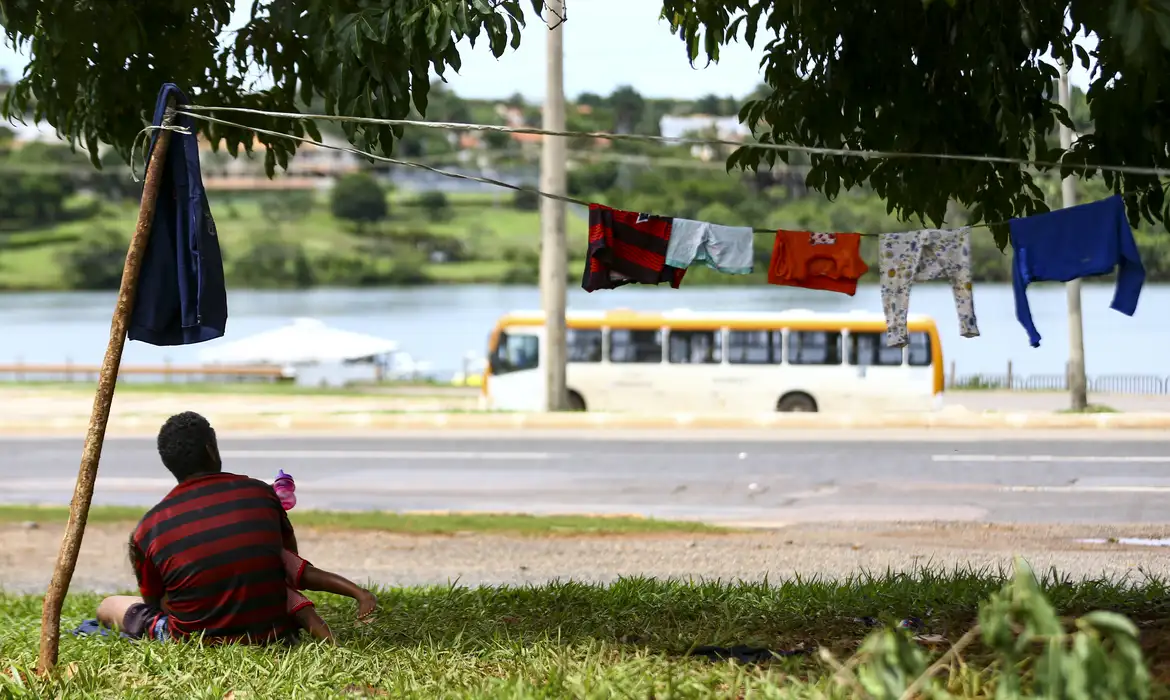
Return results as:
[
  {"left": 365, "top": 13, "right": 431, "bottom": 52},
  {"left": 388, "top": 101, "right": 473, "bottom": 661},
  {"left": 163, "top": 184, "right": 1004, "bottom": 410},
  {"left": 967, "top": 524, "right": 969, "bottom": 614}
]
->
[
  {"left": 175, "top": 109, "right": 591, "bottom": 207},
  {"left": 171, "top": 108, "right": 1147, "bottom": 352},
  {"left": 181, "top": 104, "right": 1170, "bottom": 179},
  {"left": 174, "top": 109, "right": 1111, "bottom": 237}
]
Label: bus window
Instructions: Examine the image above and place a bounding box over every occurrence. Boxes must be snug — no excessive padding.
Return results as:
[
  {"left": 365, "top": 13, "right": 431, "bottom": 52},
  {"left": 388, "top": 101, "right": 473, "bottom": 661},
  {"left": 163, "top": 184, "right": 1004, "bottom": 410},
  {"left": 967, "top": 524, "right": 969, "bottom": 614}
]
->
[
  {"left": 668, "top": 330, "right": 722, "bottom": 364},
  {"left": 490, "top": 332, "right": 539, "bottom": 375},
  {"left": 848, "top": 332, "right": 904, "bottom": 366},
  {"left": 610, "top": 328, "right": 662, "bottom": 363},
  {"left": 728, "top": 330, "right": 781, "bottom": 364},
  {"left": 567, "top": 329, "right": 603, "bottom": 363},
  {"left": 789, "top": 331, "right": 842, "bottom": 365},
  {"left": 907, "top": 332, "right": 933, "bottom": 366}
]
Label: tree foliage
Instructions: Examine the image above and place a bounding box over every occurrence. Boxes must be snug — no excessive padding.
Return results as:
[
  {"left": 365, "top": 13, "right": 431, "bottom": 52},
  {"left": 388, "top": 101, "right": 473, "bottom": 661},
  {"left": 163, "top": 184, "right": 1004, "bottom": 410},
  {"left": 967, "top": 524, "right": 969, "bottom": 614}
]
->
[
  {"left": 57, "top": 228, "right": 127, "bottom": 290},
  {"left": 608, "top": 86, "right": 647, "bottom": 135},
  {"left": 418, "top": 190, "right": 453, "bottom": 221},
  {"left": 0, "top": 143, "right": 87, "bottom": 228},
  {"left": 261, "top": 190, "right": 316, "bottom": 225},
  {"left": 0, "top": 0, "right": 542, "bottom": 172},
  {"left": 330, "top": 172, "right": 388, "bottom": 230},
  {"left": 512, "top": 186, "right": 541, "bottom": 211},
  {"left": 661, "top": 0, "right": 1170, "bottom": 247},
  {"left": 7, "top": 0, "right": 1169, "bottom": 252}
]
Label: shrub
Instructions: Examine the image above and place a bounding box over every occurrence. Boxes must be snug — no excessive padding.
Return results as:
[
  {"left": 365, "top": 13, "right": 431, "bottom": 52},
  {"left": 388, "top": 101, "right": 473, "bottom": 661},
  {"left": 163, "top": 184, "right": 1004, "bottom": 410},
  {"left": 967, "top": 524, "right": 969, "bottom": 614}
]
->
[
  {"left": 417, "top": 190, "right": 453, "bottom": 222},
  {"left": 330, "top": 173, "right": 387, "bottom": 232},
  {"left": 511, "top": 186, "right": 540, "bottom": 212},
  {"left": 58, "top": 229, "right": 127, "bottom": 290}
]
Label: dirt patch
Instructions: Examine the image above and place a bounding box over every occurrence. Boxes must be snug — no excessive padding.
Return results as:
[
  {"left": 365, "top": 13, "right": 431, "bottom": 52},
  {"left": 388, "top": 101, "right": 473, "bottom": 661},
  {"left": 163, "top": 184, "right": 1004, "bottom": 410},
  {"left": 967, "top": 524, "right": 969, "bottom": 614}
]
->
[{"left": 4, "top": 521, "right": 1170, "bottom": 595}]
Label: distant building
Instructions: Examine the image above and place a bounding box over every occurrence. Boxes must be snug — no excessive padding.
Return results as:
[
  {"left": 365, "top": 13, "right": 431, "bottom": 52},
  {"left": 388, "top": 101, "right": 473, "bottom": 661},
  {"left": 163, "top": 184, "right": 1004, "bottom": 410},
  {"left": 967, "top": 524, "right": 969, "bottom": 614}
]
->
[
  {"left": 4, "top": 119, "right": 69, "bottom": 147},
  {"left": 658, "top": 114, "right": 750, "bottom": 161},
  {"left": 659, "top": 114, "right": 749, "bottom": 140},
  {"left": 199, "top": 132, "right": 363, "bottom": 190}
]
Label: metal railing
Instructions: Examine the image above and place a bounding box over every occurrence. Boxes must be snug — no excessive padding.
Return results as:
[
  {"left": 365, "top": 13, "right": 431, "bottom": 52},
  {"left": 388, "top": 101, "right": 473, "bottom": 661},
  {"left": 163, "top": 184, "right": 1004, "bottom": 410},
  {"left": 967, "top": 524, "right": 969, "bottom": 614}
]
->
[
  {"left": 2, "top": 361, "right": 1166, "bottom": 395},
  {"left": 0, "top": 363, "right": 287, "bottom": 384},
  {"left": 948, "top": 372, "right": 1169, "bottom": 395}
]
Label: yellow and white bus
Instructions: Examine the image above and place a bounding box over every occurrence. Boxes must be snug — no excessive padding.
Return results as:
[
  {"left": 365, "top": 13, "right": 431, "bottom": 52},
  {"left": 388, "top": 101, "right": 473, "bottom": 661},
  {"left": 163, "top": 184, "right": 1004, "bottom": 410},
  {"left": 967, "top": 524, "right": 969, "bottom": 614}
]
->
[{"left": 483, "top": 309, "right": 944, "bottom": 413}]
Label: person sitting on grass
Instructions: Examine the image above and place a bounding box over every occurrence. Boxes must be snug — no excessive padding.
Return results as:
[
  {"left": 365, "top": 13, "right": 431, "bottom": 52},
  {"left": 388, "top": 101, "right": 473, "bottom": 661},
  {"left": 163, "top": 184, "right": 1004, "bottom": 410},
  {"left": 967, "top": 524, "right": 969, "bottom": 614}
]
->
[{"left": 96, "top": 411, "right": 376, "bottom": 644}]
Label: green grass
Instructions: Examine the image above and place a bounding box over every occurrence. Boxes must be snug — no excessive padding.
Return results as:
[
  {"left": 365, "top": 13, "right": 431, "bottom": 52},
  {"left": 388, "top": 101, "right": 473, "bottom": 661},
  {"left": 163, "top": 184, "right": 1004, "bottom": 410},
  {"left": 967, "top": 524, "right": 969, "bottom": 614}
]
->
[
  {"left": 0, "top": 506, "right": 724, "bottom": 536},
  {"left": 423, "top": 259, "right": 510, "bottom": 283},
  {"left": 1057, "top": 403, "right": 1120, "bottom": 414},
  {"left": 1, "top": 570, "right": 1167, "bottom": 698},
  {"left": 0, "top": 193, "right": 589, "bottom": 290}
]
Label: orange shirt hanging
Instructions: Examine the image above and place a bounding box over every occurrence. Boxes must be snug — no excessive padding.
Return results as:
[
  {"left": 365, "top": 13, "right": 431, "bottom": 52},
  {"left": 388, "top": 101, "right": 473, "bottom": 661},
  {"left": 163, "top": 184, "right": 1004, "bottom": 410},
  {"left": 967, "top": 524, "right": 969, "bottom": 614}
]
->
[{"left": 767, "top": 231, "right": 869, "bottom": 296}]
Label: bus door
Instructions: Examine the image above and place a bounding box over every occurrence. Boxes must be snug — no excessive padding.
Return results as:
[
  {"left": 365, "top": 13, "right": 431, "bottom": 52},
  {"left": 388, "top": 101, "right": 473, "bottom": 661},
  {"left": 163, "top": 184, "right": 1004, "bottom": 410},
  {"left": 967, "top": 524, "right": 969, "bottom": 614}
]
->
[
  {"left": 603, "top": 327, "right": 668, "bottom": 412},
  {"left": 846, "top": 330, "right": 907, "bottom": 410},
  {"left": 664, "top": 327, "right": 727, "bottom": 410}
]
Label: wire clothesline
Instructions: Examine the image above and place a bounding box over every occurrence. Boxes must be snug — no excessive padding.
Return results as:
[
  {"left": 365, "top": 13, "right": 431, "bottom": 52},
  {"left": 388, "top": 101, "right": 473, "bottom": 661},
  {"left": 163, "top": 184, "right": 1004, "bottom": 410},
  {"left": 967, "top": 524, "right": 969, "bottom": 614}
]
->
[
  {"left": 173, "top": 109, "right": 592, "bottom": 207},
  {"left": 169, "top": 107, "right": 1153, "bottom": 238},
  {"left": 181, "top": 104, "right": 1170, "bottom": 179}
]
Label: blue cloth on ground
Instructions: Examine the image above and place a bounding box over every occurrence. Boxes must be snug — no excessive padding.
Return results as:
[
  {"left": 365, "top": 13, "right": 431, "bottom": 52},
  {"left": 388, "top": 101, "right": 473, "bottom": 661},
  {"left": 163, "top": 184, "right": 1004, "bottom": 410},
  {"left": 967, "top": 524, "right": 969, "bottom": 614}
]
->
[
  {"left": 1009, "top": 195, "right": 1144, "bottom": 347},
  {"left": 128, "top": 83, "right": 227, "bottom": 346},
  {"left": 69, "top": 619, "right": 131, "bottom": 639}
]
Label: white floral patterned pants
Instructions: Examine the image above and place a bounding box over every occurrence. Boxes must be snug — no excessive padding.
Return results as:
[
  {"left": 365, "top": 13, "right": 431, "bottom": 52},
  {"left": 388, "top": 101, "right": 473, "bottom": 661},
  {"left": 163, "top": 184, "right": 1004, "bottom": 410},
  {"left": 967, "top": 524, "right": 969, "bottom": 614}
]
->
[{"left": 879, "top": 229, "right": 980, "bottom": 347}]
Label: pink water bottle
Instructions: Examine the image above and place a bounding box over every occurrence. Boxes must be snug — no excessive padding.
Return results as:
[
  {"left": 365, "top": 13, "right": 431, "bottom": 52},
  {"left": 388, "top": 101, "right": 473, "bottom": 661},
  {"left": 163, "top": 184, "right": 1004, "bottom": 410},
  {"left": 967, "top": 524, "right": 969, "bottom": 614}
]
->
[{"left": 273, "top": 470, "right": 296, "bottom": 511}]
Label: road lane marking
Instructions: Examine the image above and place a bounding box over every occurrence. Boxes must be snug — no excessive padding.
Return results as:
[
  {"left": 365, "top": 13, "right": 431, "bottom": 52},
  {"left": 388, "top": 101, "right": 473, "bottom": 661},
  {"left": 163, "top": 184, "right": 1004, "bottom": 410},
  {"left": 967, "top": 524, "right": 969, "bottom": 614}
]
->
[
  {"left": 4, "top": 477, "right": 176, "bottom": 492},
  {"left": 932, "top": 454, "right": 1170, "bottom": 463},
  {"left": 218, "top": 450, "right": 563, "bottom": 460},
  {"left": 1001, "top": 485, "right": 1170, "bottom": 493}
]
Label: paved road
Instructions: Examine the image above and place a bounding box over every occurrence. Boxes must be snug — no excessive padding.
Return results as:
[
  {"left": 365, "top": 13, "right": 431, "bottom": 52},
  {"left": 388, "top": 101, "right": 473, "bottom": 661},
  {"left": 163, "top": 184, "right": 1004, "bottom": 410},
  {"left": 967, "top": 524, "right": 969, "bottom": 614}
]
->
[{"left": 4, "top": 433, "right": 1170, "bottom": 525}]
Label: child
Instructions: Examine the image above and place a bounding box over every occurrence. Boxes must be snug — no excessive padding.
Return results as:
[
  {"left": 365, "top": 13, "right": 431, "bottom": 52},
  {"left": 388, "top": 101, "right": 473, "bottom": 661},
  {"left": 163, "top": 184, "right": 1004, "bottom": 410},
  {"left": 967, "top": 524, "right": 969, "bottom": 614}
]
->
[
  {"left": 282, "top": 548, "right": 377, "bottom": 642},
  {"left": 273, "top": 469, "right": 377, "bottom": 642}
]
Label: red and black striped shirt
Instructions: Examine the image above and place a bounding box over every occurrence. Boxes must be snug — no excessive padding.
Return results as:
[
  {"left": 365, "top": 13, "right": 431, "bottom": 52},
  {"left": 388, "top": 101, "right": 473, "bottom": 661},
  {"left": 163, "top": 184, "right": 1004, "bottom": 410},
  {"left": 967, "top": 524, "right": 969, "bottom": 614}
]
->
[
  {"left": 582, "top": 204, "right": 687, "bottom": 291},
  {"left": 131, "top": 472, "right": 295, "bottom": 643}
]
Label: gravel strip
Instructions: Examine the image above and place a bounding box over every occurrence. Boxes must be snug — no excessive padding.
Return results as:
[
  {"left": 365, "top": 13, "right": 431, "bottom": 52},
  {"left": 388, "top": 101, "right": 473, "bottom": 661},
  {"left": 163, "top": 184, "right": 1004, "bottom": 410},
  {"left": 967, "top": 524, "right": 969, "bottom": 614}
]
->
[{"left": 3, "top": 522, "right": 1169, "bottom": 595}]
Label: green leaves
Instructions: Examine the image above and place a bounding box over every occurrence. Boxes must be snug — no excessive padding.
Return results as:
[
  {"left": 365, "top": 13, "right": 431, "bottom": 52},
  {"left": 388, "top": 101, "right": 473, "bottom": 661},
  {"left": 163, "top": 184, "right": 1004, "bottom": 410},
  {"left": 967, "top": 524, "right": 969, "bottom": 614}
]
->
[
  {"left": 671, "top": 0, "right": 1170, "bottom": 245},
  {"left": 975, "top": 558, "right": 1152, "bottom": 700},
  {"left": 842, "top": 558, "right": 1153, "bottom": 698},
  {"left": 0, "top": 1, "right": 532, "bottom": 171},
  {"left": 854, "top": 629, "right": 932, "bottom": 699}
]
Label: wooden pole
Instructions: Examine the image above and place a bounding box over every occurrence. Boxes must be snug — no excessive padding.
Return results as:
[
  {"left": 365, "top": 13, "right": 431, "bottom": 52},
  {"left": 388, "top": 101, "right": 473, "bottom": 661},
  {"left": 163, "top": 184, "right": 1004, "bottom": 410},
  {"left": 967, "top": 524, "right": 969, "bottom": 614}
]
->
[{"left": 37, "top": 102, "right": 178, "bottom": 675}]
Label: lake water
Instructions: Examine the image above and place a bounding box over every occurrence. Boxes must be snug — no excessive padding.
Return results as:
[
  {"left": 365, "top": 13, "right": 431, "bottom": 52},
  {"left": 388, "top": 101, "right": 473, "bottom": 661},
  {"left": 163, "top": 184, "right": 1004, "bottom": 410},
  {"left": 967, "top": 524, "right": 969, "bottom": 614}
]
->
[{"left": 0, "top": 283, "right": 1166, "bottom": 377}]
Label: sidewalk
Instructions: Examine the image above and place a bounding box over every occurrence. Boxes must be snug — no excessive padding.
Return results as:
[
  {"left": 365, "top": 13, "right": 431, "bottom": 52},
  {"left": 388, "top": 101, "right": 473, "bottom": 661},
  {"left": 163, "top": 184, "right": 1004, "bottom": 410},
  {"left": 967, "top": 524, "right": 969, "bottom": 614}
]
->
[
  {"left": 2, "top": 386, "right": 1170, "bottom": 434},
  {"left": 944, "top": 390, "right": 1170, "bottom": 413}
]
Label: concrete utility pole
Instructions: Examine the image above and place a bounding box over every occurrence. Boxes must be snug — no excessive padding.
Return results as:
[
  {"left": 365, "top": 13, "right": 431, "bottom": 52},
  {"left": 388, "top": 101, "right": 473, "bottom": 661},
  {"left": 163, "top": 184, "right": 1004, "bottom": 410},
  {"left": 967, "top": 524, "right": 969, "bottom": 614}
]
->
[
  {"left": 539, "top": 0, "right": 568, "bottom": 411},
  {"left": 1059, "top": 63, "right": 1088, "bottom": 411}
]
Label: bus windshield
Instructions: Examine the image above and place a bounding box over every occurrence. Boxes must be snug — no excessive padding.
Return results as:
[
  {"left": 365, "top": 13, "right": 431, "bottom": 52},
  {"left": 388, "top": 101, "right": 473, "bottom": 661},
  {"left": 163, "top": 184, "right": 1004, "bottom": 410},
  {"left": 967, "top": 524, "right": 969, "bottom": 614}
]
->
[{"left": 490, "top": 331, "right": 540, "bottom": 376}]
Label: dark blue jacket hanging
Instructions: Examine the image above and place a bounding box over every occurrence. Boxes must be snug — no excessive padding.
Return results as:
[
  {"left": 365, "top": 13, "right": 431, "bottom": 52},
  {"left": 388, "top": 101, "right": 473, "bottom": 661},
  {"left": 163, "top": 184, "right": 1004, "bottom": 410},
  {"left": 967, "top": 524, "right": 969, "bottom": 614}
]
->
[
  {"left": 128, "top": 83, "right": 227, "bottom": 346},
  {"left": 1009, "top": 194, "right": 1144, "bottom": 348}
]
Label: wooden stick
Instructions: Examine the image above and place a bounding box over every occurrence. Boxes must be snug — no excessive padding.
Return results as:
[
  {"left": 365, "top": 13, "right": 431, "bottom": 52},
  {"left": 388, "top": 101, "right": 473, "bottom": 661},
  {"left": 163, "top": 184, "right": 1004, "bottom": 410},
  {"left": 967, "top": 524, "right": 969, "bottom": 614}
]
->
[{"left": 37, "top": 101, "right": 179, "bottom": 675}]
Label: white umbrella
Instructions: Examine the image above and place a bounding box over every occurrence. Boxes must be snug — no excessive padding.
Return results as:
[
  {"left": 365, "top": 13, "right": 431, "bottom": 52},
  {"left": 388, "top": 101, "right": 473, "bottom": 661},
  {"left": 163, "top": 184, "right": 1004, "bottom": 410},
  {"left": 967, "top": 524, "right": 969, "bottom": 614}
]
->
[{"left": 198, "top": 318, "right": 399, "bottom": 365}]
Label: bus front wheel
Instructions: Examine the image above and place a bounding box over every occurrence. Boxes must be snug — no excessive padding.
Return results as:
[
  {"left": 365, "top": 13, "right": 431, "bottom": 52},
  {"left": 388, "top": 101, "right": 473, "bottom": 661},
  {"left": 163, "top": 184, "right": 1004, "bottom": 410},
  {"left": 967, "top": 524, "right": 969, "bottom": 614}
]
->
[
  {"left": 776, "top": 392, "right": 817, "bottom": 413},
  {"left": 566, "top": 390, "right": 587, "bottom": 411}
]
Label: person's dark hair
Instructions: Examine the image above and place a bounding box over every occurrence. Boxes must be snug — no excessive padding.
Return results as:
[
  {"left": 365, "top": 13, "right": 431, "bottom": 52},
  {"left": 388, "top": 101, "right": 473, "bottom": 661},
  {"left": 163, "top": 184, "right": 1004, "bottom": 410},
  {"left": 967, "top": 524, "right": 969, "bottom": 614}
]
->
[{"left": 157, "top": 412, "right": 220, "bottom": 482}]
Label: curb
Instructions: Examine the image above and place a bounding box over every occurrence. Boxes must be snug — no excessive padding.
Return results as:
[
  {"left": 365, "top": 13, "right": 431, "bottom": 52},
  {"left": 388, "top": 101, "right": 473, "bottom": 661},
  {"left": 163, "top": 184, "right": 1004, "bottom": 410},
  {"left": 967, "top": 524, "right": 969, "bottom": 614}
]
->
[{"left": 2, "top": 410, "right": 1170, "bottom": 434}]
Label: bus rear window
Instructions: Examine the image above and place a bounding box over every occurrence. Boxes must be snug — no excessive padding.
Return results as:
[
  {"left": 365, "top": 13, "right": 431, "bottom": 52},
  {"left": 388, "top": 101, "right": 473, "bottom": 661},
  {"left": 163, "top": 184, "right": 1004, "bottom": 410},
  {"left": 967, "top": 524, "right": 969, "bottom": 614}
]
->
[{"left": 490, "top": 332, "right": 540, "bottom": 375}]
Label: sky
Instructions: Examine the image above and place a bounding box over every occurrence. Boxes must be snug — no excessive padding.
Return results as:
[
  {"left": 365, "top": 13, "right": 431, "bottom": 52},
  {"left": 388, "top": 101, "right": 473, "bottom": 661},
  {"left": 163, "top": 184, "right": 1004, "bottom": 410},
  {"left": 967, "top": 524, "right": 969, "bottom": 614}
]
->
[{"left": 0, "top": 0, "right": 1094, "bottom": 102}]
